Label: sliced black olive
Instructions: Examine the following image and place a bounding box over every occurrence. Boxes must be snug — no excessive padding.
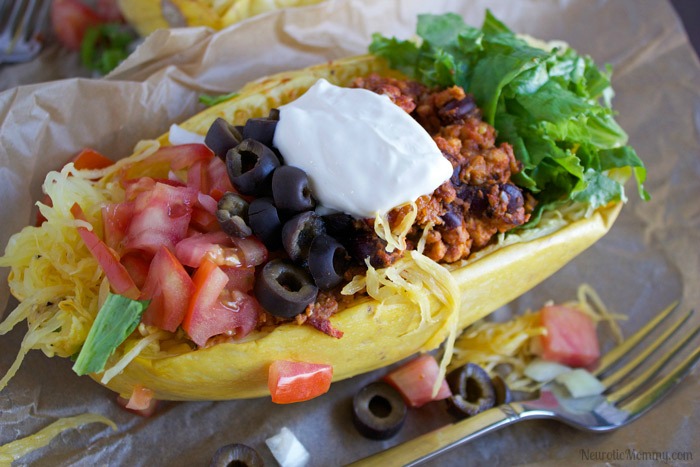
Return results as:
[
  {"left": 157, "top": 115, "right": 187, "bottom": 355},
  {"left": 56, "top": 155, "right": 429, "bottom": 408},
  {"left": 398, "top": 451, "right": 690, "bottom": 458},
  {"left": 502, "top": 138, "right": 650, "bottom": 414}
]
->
[
  {"left": 353, "top": 382, "right": 407, "bottom": 440},
  {"left": 226, "top": 139, "right": 280, "bottom": 195},
  {"left": 281, "top": 211, "right": 325, "bottom": 265},
  {"left": 321, "top": 212, "right": 355, "bottom": 239},
  {"left": 268, "top": 108, "right": 280, "bottom": 121},
  {"left": 248, "top": 197, "right": 282, "bottom": 249},
  {"left": 308, "top": 234, "right": 349, "bottom": 290},
  {"left": 216, "top": 192, "right": 251, "bottom": 237},
  {"left": 445, "top": 363, "right": 496, "bottom": 419},
  {"left": 242, "top": 117, "right": 278, "bottom": 147},
  {"left": 254, "top": 259, "right": 318, "bottom": 318},
  {"left": 492, "top": 375, "right": 512, "bottom": 405},
  {"left": 205, "top": 117, "right": 242, "bottom": 161},
  {"left": 210, "top": 443, "right": 263, "bottom": 467},
  {"left": 272, "top": 165, "right": 316, "bottom": 213}
]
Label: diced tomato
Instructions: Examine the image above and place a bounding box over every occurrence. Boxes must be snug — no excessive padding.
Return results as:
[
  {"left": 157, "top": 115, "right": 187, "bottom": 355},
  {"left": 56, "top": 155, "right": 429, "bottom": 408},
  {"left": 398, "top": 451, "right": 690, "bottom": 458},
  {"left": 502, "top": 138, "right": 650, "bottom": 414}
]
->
[
  {"left": 120, "top": 252, "right": 150, "bottom": 289},
  {"left": 539, "top": 305, "right": 600, "bottom": 368},
  {"left": 72, "top": 148, "right": 114, "bottom": 170},
  {"left": 71, "top": 203, "right": 140, "bottom": 299},
  {"left": 182, "top": 258, "right": 262, "bottom": 346},
  {"left": 221, "top": 266, "right": 255, "bottom": 293},
  {"left": 116, "top": 385, "right": 158, "bottom": 417},
  {"left": 207, "top": 156, "right": 235, "bottom": 200},
  {"left": 122, "top": 177, "right": 186, "bottom": 201},
  {"left": 51, "top": 0, "right": 102, "bottom": 50},
  {"left": 123, "top": 182, "right": 198, "bottom": 255},
  {"left": 384, "top": 354, "right": 452, "bottom": 408},
  {"left": 140, "top": 246, "right": 194, "bottom": 332},
  {"left": 175, "top": 231, "right": 237, "bottom": 268},
  {"left": 102, "top": 202, "right": 134, "bottom": 251},
  {"left": 148, "top": 144, "right": 213, "bottom": 171},
  {"left": 95, "top": 0, "right": 124, "bottom": 22},
  {"left": 190, "top": 193, "right": 220, "bottom": 232},
  {"left": 187, "top": 160, "right": 208, "bottom": 194},
  {"left": 231, "top": 235, "right": 268, "bottom": 267},
  {"left": 190, "top": 207, "right": 220, "bottom": 232},
  {"left": 268, "top": 360, "right": 333, "bottom": 404}
]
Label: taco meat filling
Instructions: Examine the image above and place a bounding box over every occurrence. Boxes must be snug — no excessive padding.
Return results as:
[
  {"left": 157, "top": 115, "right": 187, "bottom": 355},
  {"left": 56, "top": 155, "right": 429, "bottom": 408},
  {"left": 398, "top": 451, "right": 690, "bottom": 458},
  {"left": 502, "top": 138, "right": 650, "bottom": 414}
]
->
[{"left": 290, "top": 75, "right": 535, "bottom": 337}]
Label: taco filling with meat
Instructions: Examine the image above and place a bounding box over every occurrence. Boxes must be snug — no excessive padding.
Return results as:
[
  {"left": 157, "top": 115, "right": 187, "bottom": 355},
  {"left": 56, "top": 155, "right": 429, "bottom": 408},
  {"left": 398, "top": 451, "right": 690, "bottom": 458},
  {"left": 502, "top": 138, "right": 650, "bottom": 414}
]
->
[{"left": 0, "top": 11, "right": 646, "bottom": 401}]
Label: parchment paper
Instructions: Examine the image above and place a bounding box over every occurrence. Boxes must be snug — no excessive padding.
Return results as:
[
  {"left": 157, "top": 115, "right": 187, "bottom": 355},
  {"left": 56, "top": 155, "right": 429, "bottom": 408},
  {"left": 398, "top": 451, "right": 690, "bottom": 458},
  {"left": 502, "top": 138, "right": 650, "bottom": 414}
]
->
[{"left": 1, "top": 0, "right": 699, "bottom": 465}]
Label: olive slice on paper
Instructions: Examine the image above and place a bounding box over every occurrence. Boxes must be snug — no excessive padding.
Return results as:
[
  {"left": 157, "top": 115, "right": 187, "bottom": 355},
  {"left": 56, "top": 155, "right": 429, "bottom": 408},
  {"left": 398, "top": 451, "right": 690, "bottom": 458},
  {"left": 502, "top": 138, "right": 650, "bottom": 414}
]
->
[
  {"left": 445, "top": 363, "right": 496, "bottom": 419},
  {"left": 210, "top": 443, "right": 263, "bottom": 467},
  {"left": 205, "top": 117, "right": 242, "bottom": 161},
  {"left": 226, "top": 138, "right": 280, "bottom": 195},
  {"left": 492, "top": 375, "right": 512, "bottom": 405},
  {"left": 353, "top": 382, "right": 407, "bottom": 440},
  {"left": 254, "top": 259, "right": 318, "bottom": 318},
  {"left": 308, "top": 234, "right": 349, "bottom": 290}
]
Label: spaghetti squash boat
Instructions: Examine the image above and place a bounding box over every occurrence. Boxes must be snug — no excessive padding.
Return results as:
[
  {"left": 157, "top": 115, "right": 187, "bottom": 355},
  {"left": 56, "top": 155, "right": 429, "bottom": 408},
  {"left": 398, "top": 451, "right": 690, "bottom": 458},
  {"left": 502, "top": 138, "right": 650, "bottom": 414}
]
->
[{"left": 0, "top": 13, "right": 645, "bottom": 402}]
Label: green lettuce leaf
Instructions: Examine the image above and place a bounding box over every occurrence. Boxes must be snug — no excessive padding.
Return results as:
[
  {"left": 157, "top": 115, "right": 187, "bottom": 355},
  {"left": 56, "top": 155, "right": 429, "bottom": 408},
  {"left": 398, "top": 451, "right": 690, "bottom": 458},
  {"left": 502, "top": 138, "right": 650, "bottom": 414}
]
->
[{"left": 369, "top": 10, "right": 648, "bottom": 218}]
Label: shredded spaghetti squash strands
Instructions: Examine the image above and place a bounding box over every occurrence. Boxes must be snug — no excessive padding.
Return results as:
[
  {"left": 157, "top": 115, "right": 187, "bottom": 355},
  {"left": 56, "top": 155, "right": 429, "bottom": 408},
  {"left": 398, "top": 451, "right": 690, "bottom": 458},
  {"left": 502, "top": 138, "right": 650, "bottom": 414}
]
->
[
  {"left": 101, "top": 331, "right": 167, "bottom": 384},
  {"left": 0, "top": 413, "right": 116, "bottom": 464},
  {"left": 373, "top": 201, "right": 417, "bottom": 253},
  {"left": 450, "top": 284, "right": 626, "bottom": 391},
  {"left": 570, "top": 283, "right": 626, "bottom": 343}
]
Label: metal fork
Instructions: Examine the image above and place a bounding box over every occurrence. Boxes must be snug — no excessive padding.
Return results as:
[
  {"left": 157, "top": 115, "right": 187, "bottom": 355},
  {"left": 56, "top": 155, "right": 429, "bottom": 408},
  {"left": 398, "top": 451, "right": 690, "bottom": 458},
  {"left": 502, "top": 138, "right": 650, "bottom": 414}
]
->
[
  {"left": 350, "top": 301, "right": 700, "bottom": 466},
  {"left": 0, "top": 0, "right": 50, "bottom": 64}
]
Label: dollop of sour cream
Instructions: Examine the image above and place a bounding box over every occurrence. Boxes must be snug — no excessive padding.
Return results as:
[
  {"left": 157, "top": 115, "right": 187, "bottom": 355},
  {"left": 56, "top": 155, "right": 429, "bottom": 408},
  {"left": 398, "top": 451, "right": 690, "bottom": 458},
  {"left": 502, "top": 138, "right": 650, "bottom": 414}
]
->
[
  {"left": 273, "top": 79, "right": 453, "bottom": 218},
  {"left": 168, "top": 124, "right": 206, "bottom": 146}
]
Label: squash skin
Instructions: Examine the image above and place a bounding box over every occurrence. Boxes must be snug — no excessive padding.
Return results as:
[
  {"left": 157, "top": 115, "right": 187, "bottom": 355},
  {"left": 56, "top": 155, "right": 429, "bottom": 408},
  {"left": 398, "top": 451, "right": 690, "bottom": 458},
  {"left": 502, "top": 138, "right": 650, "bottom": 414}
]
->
[{"left": 90, "top": 55, "right": 623, "bottom": 400}]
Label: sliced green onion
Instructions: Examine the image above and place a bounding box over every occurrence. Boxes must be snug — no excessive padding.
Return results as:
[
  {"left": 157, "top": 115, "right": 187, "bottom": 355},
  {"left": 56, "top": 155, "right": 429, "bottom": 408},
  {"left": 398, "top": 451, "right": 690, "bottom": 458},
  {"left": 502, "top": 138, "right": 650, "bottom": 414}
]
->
[{"left": 72, "top": 293, "right": 149, "bottom": 376}]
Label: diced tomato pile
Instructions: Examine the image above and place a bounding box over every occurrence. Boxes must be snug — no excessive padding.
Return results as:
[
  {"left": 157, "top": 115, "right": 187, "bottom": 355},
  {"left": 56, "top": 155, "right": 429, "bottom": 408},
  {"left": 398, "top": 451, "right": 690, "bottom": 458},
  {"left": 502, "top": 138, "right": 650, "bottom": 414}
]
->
[{"left": 68, "top": 144, "right": 269, "bottom": 346}]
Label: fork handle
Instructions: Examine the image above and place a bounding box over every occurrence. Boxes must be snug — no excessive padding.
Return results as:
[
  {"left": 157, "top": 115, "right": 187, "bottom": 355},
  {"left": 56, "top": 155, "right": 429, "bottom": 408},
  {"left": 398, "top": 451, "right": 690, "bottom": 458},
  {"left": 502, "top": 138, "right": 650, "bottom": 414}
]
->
[{"left": 348, "top": 403, "right": 527, "bottom": 466}]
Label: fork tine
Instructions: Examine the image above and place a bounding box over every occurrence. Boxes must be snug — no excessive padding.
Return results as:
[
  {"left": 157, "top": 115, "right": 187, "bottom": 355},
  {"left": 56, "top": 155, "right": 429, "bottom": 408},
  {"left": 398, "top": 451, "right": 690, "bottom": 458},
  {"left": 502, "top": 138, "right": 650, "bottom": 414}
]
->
[
  {"left": 607, "top": 320, "right": 700, "bottom": 402},
  {"left": 599, "top": 308, "right": 693, "bottom": 388},
  {"left": 0, "top": 0, "right": 23, "bottom": 41},
  {"left": 16, "top": 0, "right": 38, "bottom": 42},
  {"left": 592, "top": 300, "right": 679, "bottom": 377},
  {"left": 619, "top": 342, "right": 700, "bottom": 419},
  {"left": 28, "top": 0, "right": 51, "bottom": 39},
  {"left": 22, "top": 0, "right": 51, "bottom": 40}
]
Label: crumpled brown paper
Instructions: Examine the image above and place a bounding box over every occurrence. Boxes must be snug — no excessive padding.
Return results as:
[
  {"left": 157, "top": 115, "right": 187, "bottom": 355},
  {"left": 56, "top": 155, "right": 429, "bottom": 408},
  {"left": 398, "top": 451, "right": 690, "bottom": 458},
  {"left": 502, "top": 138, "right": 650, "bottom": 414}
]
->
[{"left": 1, "top": 0, "right": 699, "bottom": 465}]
